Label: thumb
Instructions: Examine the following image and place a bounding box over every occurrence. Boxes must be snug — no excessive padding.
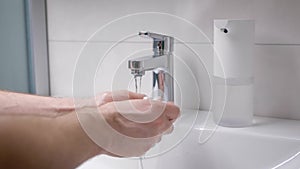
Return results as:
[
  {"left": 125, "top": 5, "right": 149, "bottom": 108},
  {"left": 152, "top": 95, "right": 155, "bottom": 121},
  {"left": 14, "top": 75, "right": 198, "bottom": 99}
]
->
[
  {"left": 101, "top": 90, "right": 145, "bottom": 103},
  {"left": 113, "top": 99, "right": 166, "bottom": 124}
]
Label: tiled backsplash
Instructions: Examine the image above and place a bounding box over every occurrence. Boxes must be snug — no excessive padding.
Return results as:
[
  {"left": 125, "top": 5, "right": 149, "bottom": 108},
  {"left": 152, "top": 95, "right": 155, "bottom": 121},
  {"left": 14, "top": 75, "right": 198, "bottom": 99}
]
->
[{"left": 47, "top": 0, "right": 300, "bottom": 120}]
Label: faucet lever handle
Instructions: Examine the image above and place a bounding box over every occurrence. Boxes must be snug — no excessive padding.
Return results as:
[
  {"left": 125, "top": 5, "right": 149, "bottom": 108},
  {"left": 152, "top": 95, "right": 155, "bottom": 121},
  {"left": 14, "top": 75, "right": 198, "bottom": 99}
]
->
[
  {"left": 139, "top": 31, "right": 174, "bottom": 55},
  {"left": 139, "top": 31, "right": 167, "bottom": 41}
]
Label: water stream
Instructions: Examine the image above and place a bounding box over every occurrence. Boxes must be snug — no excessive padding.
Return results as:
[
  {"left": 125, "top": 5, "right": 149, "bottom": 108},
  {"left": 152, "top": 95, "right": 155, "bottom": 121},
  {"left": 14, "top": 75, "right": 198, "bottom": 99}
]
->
[
  {"left": 134, "top": 76, "right": 142, "bottom": 94},
  {"left": 134, "top": 75, "right": 145, "bottom": 169}
]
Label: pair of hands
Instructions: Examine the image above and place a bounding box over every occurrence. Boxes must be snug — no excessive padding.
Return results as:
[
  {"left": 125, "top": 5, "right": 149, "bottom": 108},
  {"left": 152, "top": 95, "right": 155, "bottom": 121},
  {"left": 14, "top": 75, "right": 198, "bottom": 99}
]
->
[
  {"left": 77, "top": 90, "right": 180, "bottom": 157},
  {"left": 0, "top": 90, "right": 180, "bottom": 168}
]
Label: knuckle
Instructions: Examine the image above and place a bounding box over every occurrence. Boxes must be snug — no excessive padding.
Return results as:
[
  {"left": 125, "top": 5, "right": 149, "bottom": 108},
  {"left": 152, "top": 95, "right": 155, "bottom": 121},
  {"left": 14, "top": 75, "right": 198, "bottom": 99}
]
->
[
  {"left": 102, "top": 91, "right": 112, "bottom": 102},
  {"left": 150, "top": 117, "right": 167, "bottom": 135},
  {"left": 153, "top": 117, "right": 164, "bottom": 126},
  {"left": 175, "top": 106, "right": 180, "bottom": 116}
]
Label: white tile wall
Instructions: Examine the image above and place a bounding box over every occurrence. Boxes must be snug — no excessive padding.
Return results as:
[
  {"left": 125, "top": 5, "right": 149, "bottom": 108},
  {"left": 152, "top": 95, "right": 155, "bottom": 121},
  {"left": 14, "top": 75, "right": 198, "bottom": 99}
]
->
[
  {"left": 255, "top": 0, "right": 300, "bottom": 44},
  {"left": 47, "top": 0, "right": 300, "bottom": 120},
  {"left": 254, "top": 45, "right": 300, "bottom": 119},
  {"left": 49, "top": 41, "right": 212, "bottom": 110},
  {"left": 49, "top": 41, "right": 84, "bottom": 96}
]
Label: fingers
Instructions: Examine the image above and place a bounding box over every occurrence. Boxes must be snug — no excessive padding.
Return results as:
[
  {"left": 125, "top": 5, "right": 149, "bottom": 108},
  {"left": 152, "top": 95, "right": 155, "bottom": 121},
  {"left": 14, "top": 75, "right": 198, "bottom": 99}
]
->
[
  {"left": 154, "top": 135, "right": 162, "bottom": 144},
  {"left": 163, "top": 124, "right": 174, "bottom": 135},
  {"left": 101, "top": 90, "right": 146, "bottom": 103},
  {"left": 164, "top": 102, "right": 180, "bottom": 122},
  {"left": 112, "top": 99, "right": 180, "bottom": 125},
  {"left": 154, "top": 125, "right": 174, "bottom": 145},
  {"left": 100, "top": 96, "right": 180, "bottom": 139},
  {"left": 127, "top": 91, "right": 146, "bottom": 99},
  {"left": 150, "top": 101, "right": 179, "bottom": 136}
]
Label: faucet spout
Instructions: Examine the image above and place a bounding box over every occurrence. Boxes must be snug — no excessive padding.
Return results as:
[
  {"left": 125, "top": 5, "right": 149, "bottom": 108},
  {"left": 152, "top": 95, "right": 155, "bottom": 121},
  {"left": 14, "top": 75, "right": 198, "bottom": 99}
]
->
[
  {"left": 128, "top": 55, "right": 168, "bottom": 76},
  {"left": 128, "top": 31, "right": 174, "bottom": 101}
]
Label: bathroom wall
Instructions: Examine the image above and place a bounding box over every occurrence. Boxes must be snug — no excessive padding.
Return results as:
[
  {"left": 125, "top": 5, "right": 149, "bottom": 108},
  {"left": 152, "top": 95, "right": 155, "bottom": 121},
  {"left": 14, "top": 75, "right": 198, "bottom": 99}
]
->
[{"left": 47, "top": 0, "right": 300, "bottom": 120}]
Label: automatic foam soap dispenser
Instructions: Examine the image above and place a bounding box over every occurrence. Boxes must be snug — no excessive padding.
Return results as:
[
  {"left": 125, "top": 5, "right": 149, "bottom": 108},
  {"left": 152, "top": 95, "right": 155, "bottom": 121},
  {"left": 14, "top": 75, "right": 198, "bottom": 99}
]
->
[{"left": 213, "top": 19, "right": 255, "bottom": 127}]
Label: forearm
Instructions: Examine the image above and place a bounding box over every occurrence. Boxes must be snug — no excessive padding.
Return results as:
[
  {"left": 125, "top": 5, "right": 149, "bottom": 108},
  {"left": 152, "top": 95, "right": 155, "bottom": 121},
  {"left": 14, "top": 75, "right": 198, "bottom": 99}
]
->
[
  {"left": 0, "top": 90, "right": 104, "bottom": 168},
  {"left": 53, "top": 112, "right": 104, "bottom": 168},
  {"left": 0, "top": 112, "right": 103, "bottom": 169},
  {"left": 0, "top": 114, "right": 57, "bottom": 168},
  {"left": 0, "top": 90, "right": 169, "bottom": 168},
  {"left": 0, "top": 90, "right": 75, "bottom": 117}
]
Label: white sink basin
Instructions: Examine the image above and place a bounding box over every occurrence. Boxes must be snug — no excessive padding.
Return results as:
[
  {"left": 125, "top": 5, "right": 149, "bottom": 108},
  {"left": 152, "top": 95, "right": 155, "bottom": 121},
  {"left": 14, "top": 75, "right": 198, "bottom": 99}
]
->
[{"left": 77, "top": 110, "right": 300, "bottom": 169}]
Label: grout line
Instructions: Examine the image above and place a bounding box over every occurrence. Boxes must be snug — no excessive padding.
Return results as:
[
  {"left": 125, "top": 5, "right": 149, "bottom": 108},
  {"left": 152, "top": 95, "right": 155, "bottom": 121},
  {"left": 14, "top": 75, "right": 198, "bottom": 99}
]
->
[
  {"left": 48, "top": 40, "right": 211, "bottom": 44},
  {"left": 49, "top": 40, "right": 149, "bottom": 43},
  {"left": 48, "top": 40, "right": 300, "bottom": 46},
  {"left": 255, "top": 43, "right": 300, "bottom": 46}
]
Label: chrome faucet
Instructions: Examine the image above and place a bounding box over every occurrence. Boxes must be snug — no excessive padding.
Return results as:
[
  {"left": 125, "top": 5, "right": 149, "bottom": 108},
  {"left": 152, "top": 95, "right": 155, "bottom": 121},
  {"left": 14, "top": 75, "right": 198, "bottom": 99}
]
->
[{"left": 128, "top": 31, "right": 174, "bottom": 101}]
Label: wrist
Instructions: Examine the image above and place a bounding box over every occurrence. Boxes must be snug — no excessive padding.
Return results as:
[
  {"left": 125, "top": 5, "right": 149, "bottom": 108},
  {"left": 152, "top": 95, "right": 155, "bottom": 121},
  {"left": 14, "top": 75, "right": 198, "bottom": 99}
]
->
[
  {"left": 55, "top": 96, "right": 101, "bottom": 115},
  {"left": 53, "top": 97, "right": 75, "bottom": 115},
  {"left": 53, "top": 112, "right": 104, "bottom": 168}
]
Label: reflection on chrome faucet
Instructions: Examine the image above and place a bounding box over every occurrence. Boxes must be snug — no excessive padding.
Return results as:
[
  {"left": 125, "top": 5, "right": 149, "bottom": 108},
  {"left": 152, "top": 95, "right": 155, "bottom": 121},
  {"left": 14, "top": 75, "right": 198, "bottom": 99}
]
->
[{"left": 128, "top": 31, "right": 174, "bottom": 101}]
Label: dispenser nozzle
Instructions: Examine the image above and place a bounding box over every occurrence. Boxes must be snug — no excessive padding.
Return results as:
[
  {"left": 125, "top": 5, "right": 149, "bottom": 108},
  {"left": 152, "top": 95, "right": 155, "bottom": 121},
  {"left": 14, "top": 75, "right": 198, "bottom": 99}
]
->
[{"left": 220, "top": 28, "right": 229, "bottom": 33}]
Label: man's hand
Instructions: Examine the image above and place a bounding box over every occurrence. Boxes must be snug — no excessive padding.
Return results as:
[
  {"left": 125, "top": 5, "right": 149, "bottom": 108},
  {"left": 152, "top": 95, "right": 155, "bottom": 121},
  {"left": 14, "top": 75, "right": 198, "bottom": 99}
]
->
[
  {"left": 75, "top": 90, "right": 180, "bottom": 157},
  {"left": 98, "top": 98, "right": 180, "bottom": 157},
  {"left": 0, "top": 90, "right": 180, "bottom": 169}
]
